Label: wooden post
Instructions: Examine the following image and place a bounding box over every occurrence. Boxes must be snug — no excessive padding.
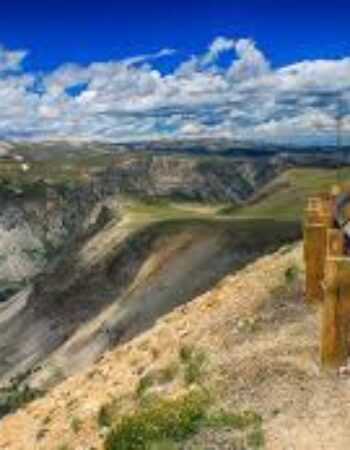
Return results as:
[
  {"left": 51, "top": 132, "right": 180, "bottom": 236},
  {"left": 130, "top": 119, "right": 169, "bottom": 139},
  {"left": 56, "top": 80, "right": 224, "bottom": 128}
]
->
[
  {"left": 304, "top": 197, "right": 333, "bottom": 304},
  {"left": 321, "top": 229, "right": 348, "bottom": 369}
]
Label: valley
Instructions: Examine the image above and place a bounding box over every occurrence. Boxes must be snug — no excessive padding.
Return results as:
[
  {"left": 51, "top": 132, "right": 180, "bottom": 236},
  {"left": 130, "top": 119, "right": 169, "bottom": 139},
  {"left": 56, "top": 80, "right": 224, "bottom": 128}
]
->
[{"left": 0, "top": 141, "right": 349, "bottom": 449}]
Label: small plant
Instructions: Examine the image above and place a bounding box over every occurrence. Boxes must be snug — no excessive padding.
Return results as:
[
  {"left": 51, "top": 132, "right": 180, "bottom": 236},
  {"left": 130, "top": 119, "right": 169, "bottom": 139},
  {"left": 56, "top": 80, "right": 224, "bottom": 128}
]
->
[
  {"left": 98, "top": 404, "right": 113, "bottom": 428},
  {"left": 205, "top": 410, "right": 262, "bottom": 430},
  {"left": 42, "top": 413, "right": 52, "bottom": 425},
  {"left": 284, "top": 264, "right": 300, "bottom": 286},
  {"left": 36, "top": 427, "right": 48, "bottom": 440},
  {"left": 205, "top": 410, "right": 264, "bottom": 449},
  {"left": 137, "top": 373, "right": 155, "bottom": 398},
  {"left": 179, "top": 344, "right": 193, "bottom": 363},
  {"left": 71, "top": 416, "right": 82, "bottom": 434},
  {"left": 104, "top": 389, "right": 208, "bottom": 450},
  {"left": 179, "top": 344, "right": 207, "bottom": 385},
  {"left": 247, "top": 424, "right": 264, "bottom": 449},
  {"left": 0, "top": 379, "right": 44, "bottom": 419}
]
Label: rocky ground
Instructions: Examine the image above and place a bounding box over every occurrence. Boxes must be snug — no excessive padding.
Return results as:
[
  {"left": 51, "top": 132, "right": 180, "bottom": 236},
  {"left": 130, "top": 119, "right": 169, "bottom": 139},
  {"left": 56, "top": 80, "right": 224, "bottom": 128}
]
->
[{"left": 2, "top": 242, "right": 348, "bottom": 450}]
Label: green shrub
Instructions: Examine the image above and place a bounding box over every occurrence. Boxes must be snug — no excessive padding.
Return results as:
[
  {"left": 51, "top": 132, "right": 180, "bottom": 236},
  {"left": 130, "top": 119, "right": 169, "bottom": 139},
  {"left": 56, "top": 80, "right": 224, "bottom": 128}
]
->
[
  {"left": 179, "top": 345, "right": 207, "bottom": 385},
  {"left": 104, "top": 389, "right": 208, "bottom": 450},
  {"left": 103, "top": 386, "right": 264, "bottom": 450},
  {"left": 0, "top": 381, "right": 44, "bottom": 419}
]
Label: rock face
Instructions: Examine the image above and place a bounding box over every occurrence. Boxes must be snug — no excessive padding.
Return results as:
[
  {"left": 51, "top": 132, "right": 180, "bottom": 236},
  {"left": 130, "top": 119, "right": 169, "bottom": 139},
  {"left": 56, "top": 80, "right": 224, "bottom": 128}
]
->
[
  {"left": 103, "top": 154, "right": 284, "bottom": 202},
  {"left": 0, "top": 178, "right": 121, "bottom": 292},
  {"left": 0, "top": 219, "right": 300, "bottom": 386},
  {"left": 0, "top": 152, "right": 284, "bottom": 290}
]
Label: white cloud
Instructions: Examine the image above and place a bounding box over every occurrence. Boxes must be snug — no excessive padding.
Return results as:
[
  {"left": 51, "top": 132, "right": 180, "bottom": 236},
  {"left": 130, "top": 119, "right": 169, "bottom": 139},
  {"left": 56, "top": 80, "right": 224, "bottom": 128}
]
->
[
  {"left": 228, "top": 38, "right": 270, "bottom": 81},
  {"left": 0, "top": 46, "right": 28, "bottom": 72},
  {"left": 0, "top": 39, "right": 348, "bottom": 144},
  {"left": 202, "top": 36, "right": 235, "bottom": 65},
  {"left": 122, "top": 48, "right": 175, "bottom": 66}
]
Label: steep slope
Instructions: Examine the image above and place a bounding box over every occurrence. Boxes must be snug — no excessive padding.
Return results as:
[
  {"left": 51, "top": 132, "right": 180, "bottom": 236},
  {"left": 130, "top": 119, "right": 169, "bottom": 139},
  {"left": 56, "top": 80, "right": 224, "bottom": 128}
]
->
[
  {"left": 2, "top": 242, "right": 343, "bottom": 450},
  {"left": 0, "top": 216, "right": 299, "bottom": 386}
]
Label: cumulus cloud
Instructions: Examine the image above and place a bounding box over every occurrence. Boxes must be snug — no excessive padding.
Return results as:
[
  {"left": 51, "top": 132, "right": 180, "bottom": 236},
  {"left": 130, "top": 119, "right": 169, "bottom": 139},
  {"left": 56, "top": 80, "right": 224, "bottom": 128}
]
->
[
  {"left": 228, "top": 38, "right": 270, "bottom": 81},
  {"left": 0, "top": 39, "right": 348, "bottom": 144}
]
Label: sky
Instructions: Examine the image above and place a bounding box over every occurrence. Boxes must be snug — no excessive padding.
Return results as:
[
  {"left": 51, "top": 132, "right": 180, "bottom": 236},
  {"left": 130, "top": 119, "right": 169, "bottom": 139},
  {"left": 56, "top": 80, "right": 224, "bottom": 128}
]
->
[{"left": 0, "top": 0, "right": 349, "bottom": 144}]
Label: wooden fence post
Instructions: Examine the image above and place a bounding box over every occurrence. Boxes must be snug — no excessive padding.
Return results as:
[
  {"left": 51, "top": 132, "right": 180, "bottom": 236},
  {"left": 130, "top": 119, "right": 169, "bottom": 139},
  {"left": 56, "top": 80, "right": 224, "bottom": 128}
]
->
[
  {"left": 321, "top": 229, "right": 348, "bottom": 369},
  {"left": 304, "top": 197, "right": 333, "bottom": 304}
]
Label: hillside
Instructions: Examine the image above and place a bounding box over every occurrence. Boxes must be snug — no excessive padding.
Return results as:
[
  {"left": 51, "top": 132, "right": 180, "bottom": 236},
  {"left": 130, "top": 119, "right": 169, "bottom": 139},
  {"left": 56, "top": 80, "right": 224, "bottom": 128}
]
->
[
  {"left": 0, "top": 215, "right": 299, "bottom": 386},
  {"left": 230, "top": 167, "right": 350, "bottom": 219},
  {"left": 0, "top": 149, "right": 344, "bottom": 294},
  {"left": 0, "top": 149, "right": 285, "bottom": 291},
  {"left": 2, "top": 242, "right": 347, "bottom": 450},
  {"left": 2, "top": 147, "right": 350, "bottom": 449}
]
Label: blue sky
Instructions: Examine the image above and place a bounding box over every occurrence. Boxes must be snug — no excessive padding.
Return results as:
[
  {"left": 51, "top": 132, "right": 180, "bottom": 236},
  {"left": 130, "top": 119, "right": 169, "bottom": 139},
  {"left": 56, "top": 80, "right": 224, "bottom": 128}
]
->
[
  {"left": 0, "top": 0, "right": 349, "bottom": 143},
  {"left": 1, "top": 0, "right": 349, "bottom": 71}
]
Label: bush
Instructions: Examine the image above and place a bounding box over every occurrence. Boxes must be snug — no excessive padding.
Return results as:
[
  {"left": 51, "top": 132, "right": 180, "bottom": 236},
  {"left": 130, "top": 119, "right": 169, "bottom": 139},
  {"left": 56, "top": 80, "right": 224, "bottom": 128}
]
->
[
  {"left": 103, "top": 388, "right": 264, "bottom": 450},
  {"left": 104, "top": 389, "right": 208, "bottom": 450},
  {"left": 0, "top": 381, "right": 44, "bottom": 419}
]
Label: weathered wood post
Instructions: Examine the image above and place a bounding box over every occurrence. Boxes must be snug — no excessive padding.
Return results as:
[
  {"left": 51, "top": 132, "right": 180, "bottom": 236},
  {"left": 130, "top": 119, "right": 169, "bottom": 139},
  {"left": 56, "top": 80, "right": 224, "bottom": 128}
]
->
[
  {"left": 304, "top": 186, "right": 350, "bottom": 370},
  {"left": 304, "top": 196, "right": 333, "bottom": 304},
  {"left": 321, "top": 229, "right": 348, "bottom": 369}
]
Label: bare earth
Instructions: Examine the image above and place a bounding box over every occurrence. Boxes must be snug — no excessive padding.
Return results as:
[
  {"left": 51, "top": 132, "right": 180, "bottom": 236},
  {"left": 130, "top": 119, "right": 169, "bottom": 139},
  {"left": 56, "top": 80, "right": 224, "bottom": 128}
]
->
[{"left": 1, "top": 243, "right": 350, "bottom": 450}]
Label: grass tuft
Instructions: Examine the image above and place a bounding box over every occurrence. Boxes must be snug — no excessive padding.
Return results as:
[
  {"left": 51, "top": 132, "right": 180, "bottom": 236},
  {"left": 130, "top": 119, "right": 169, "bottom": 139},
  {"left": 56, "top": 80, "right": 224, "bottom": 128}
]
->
[
  {"left": 98, "top": 404, "right": 113, "bottom": 428},
  {"left": 205, "top": 410, "right": 262, "bottom": 430},
  {"left": 284, "top": 264, "right": 300, "bottom": 286},
  {"left": 179, "top": 344, "right": 207, "bottom": 385}
]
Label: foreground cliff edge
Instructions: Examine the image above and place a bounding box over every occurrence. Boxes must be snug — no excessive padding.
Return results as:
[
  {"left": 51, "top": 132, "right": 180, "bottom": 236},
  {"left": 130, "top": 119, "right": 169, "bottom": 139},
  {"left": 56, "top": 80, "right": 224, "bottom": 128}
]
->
[{"left": 2, "top": 242, "right": 349, "bottom": 450}]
